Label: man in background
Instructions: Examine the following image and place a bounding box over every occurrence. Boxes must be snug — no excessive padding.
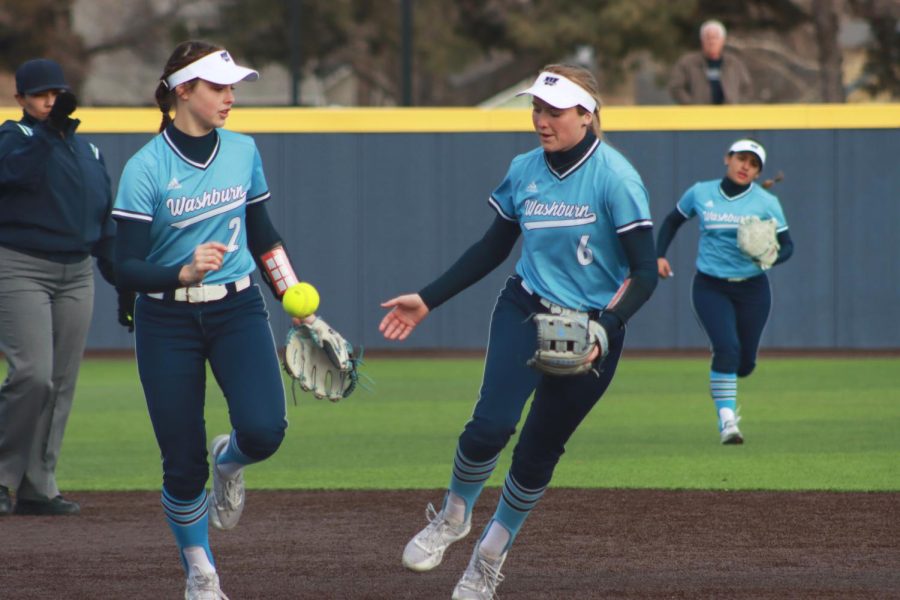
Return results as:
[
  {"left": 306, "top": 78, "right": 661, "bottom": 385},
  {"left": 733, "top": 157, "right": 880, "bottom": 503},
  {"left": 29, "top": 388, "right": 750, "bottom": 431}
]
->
[{"left": 668, "top": 19, "right": 753, "bottom": 105}]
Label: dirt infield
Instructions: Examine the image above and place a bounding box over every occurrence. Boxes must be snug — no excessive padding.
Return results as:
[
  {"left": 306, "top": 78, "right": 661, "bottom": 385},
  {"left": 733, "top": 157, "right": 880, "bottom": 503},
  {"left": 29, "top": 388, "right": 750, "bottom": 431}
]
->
[{"left": 2, "top": 488, "right": 898, "bottom": 599}]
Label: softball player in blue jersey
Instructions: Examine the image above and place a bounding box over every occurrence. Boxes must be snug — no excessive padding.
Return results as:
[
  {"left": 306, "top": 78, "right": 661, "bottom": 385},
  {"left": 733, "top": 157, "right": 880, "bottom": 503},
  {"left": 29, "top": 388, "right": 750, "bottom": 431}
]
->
[
  {"left": 379, "top": 65, "right": 658, "bottom": 599},
  {"left": 113, "top": 41, "right": 309, "bottom": 599},
  {"left": 656, "top": 139, "right": 794, "bottom": 444}
]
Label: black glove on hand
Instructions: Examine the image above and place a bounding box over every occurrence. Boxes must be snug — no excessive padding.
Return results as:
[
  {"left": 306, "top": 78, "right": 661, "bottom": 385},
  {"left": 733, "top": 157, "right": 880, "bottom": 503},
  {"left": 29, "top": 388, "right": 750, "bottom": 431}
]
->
[
  {"left": 47, "top": 90, "right": 77, "bottom": 134},
  {"left": 117, "top": 289, "right": 135, "bottom": 333}
]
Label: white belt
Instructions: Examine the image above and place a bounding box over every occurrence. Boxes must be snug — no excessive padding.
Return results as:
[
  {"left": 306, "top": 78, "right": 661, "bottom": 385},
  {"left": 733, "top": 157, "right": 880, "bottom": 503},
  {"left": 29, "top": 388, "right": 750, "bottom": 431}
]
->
[
  {"left": 146, "top": 275, "right": 252, "bottom": 303},
  {"left": 520, "top": 278, "right": 578, "bottom": 315}
]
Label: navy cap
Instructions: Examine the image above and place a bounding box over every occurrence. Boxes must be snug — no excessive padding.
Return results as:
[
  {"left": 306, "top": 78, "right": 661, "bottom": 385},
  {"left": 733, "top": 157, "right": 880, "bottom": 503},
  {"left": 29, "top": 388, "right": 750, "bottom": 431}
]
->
[{"left": 15, "top": 59, "right": 70, "bottom": 95}]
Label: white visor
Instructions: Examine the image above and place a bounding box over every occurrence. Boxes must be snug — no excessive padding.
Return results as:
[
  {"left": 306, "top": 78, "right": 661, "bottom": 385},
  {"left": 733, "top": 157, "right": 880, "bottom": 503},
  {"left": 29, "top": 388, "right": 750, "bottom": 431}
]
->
[
  {"left": 165, "top": 50, "right": 259, "bottom": 89},
  {"left": 516, "top": 71, "right": 597, "bottom": 113},
  {"left": 729, "top": 139, "right": 766, "bottom": 167}
]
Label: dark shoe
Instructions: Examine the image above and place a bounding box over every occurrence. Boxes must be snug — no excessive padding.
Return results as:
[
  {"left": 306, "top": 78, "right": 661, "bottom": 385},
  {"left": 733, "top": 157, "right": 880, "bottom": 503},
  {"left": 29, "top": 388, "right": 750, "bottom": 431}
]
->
[
  {"left": 0, "top": 486, "right": 11, "bottom": 516},
  {"left": 14, "top": 494, "right": 80, "bottom": 516}
]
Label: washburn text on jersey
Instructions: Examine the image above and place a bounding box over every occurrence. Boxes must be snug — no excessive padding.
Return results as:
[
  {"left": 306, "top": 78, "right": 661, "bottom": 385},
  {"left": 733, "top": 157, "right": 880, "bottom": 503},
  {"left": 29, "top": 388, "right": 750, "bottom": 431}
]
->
[
  {"left": 524, "top": 199, "right": 595, "bottom": 219},
  {"left": 166, "top": 185, "right": 246, "bottom": 217}
]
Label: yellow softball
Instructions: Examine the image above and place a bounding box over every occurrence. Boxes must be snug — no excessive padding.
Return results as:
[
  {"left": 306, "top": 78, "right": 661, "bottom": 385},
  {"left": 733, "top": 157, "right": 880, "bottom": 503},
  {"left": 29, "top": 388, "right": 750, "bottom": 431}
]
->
[{"left": 282, "top": 282, "right": 320, "bottom": 318}]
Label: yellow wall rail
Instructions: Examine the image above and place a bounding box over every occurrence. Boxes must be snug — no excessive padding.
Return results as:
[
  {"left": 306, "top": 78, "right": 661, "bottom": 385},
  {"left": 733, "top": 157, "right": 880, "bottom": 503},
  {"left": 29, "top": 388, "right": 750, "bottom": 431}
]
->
[{"left": 1, "top": 104, "right": 897, "bottom": 133}]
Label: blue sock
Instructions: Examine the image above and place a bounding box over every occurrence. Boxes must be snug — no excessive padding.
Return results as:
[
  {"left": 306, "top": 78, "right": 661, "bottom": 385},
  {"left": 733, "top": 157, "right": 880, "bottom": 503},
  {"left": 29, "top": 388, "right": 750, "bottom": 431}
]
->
[
  {"left": 216, "top": 431, "right": 254, "bottom": 467},
  {"left": 447, "top": 446, "right": 499, "bottom": 520},
  {"left": 161, "top": 487, "right": 213, "bottom": 574},
  {"left": 490, "top": 472, "right": 546, "bottom": 547},
  {"left": 710, "top": 369, "right": 738, "bottom": 429}
]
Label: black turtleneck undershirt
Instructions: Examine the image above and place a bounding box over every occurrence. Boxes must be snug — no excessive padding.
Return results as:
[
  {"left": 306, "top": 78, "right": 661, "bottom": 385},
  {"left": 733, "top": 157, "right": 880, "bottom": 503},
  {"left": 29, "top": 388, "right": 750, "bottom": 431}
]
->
[
  {"left": 165, "top": 122, "right": 217, "bottom": 164},
  {"left": 419, "top": 130, "right": 659, "bottom": 333},
  {"left": 546, "top": 130, "right": 597, "bottom": 175}
]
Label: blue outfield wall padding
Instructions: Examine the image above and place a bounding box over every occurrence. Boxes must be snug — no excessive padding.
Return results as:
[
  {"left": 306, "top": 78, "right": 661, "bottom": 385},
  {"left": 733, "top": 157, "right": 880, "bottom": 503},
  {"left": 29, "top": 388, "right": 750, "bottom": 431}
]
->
[{"left": 74, "top": 107, "right": 900, "bottom": 351}]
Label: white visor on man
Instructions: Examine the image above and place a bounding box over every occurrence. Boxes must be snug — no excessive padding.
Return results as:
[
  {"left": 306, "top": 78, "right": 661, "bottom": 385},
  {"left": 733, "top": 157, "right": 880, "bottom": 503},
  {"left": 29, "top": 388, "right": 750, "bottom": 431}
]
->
[
  {"left": 516, "top": 71, "right": 597, "bottom": 113},
  {"left": 166, "top": 50, "right": 259, "bottom": 89},
  {"left": 729, "top": 139, "right": 766, "bottom": 168}
]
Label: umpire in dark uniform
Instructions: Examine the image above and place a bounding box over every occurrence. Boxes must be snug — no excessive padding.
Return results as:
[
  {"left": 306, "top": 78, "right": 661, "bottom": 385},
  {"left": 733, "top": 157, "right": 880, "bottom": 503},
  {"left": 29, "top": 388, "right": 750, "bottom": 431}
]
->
[{"left": 0, "top": 59, "right": 132, "bottom": 516}]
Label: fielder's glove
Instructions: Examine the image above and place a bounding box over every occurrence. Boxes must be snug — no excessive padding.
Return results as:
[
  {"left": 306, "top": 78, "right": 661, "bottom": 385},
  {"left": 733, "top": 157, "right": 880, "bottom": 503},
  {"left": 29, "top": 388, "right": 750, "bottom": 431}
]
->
[
  {"left": 527, "top": 310, "right": 608, "bottom": 376},
  {"left": 283, "top": 316, "right": 360, "bottom": 401},
  {"left": 47, "top": 90, "right": 77, "bottom": 135},
  {"left": 736, "top": 216, "right": 779, "bottom": 270}
]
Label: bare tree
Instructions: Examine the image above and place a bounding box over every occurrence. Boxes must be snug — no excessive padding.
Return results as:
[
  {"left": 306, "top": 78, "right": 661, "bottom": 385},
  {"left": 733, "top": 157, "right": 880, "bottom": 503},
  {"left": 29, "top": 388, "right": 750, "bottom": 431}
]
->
[
  {"left": 83, "top": 2, "right": 202, "bottom": 56},
  {"left": 847, "top": 0, "right": 900, "bottom": 97},
  {"left": 0, "top": 0, "right": 85, "bottom": 90},
  {"left": 812, "top": 0, "right": 847, "bottom": 101},
  {"left": 6, "top": 0, "right": 895, "bottom": 106}
]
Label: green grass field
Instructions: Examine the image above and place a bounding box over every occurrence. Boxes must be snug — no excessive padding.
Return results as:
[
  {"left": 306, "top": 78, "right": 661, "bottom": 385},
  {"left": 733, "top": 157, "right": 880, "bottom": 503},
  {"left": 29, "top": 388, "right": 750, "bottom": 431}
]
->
[{"left": 10, "top": 356, "right": 898, "bottom": 492}]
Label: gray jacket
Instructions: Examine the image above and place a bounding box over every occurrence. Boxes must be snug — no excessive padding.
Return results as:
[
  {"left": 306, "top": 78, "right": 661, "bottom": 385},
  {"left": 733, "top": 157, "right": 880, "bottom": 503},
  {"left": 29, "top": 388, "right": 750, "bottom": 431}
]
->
[{"left": 668, "top": 50, "right": 753, "bottom": 104}]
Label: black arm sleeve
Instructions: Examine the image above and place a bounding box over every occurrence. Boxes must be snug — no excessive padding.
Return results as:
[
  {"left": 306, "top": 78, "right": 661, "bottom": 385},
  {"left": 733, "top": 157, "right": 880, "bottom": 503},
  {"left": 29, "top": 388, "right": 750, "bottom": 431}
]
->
[
  {"left": 93, "top": 227, "right": 118, "bottom": 287},
  {"left": 774, "top": 229, "right": 794, "bottom": 266},
  {"left": 96, "top": 255, "right": 117, "bottom": 287},
  {"left": 598, "top": 227, "right": 658, "bottom": 332},
  {"left": 418, "top": 215, "right": 520, "bottom": 310},
  {"left": 114, "top": 219, "right": 182, "bottom": 293},
  {"left": 655, "top": 209, "right": 688, "bottom": 258},
  {"left": 245, "top": 200, "right": 282, "bottom": 257}
]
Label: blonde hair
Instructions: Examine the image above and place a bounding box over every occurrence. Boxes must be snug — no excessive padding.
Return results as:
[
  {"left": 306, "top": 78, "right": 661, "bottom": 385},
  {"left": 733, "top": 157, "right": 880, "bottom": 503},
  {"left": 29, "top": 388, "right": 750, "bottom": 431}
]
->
[{"left": 542, "top": 64, "right": 602, "bottom": 137}]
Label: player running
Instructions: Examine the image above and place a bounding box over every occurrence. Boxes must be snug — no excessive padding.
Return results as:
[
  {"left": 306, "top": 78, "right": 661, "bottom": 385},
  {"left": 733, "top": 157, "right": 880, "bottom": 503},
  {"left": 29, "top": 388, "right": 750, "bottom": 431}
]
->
[
  {"left": 113, "top": 41, "right": 309, "bottom": 599},
  {"left": 656, "top": 138, "right": 794, "bottom": 444},
  {"left": 379, "top": 65, "right": 658, "bottom": 599}
]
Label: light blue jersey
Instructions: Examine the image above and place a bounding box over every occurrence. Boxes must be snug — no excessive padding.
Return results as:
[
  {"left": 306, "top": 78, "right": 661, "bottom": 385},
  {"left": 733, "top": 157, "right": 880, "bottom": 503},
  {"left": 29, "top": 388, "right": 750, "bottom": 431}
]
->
[
  {"left": 489, "top": 139, "right": 652, "bottom": 310},
  {"left": 112, "top": 128, "right": 270, "bottom": 285},
  {"left": 677, "top": 180, "right": 788, "bottom": 279}
]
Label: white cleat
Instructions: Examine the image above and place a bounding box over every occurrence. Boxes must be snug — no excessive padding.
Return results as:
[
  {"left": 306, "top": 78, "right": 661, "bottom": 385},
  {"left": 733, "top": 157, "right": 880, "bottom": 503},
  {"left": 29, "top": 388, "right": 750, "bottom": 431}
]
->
[
  {"left": 208, "top": 434, "right": 245, "bottom": 530},
  {"left": 184, "top": 565, "right": 230, "bottom": 600},
  {"left": 452, "top": 543, "right": 507, "bottom": 600},
  {"left": 719, "top": 408, "right": 744, "bottom": 445},
  {"left": 402, "top": 503, "right": 471, "bottom": 572}
]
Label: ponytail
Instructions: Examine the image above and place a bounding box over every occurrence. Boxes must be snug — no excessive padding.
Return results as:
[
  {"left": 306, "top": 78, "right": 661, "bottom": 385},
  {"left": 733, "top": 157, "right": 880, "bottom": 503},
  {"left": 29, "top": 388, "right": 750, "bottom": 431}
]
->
[
  {"left": 154, "top": 81, "right": 174, "bottom": 133},
  {"left": 761, "top": 171, "right": 784, "bottom": 190}
]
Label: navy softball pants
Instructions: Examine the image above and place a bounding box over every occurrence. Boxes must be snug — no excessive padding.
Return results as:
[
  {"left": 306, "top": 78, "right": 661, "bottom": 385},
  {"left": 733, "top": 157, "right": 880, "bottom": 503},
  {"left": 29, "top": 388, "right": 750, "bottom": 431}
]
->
[
  {"left": 458, "top": 276, "right": 625, "bottom": 491},
  {"left": 134, "top": 285, "right": 287, "bottom": 500},
  {"left": 691, "top": 271, "right": 772, "bottom": 377}
]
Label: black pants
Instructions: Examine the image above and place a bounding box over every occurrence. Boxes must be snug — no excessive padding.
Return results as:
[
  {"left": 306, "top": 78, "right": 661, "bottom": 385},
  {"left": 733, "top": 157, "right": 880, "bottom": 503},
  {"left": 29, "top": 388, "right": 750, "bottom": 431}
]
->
[
  {"left": 691, "top": 271, "right": 771, "bottom": 376},
  {"left": 134, "top": 285, "right": 287, "bottom": 499},
  {"left": 458, "top": 276, "right": 625, "bottom": 491}
]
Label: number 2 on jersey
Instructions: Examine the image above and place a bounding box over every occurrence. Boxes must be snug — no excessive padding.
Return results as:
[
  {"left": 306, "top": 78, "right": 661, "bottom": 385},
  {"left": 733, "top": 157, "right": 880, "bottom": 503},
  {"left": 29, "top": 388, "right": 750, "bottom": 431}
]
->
[{"left": 226, "top": 217, "right": 241, "bottom": 252}]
